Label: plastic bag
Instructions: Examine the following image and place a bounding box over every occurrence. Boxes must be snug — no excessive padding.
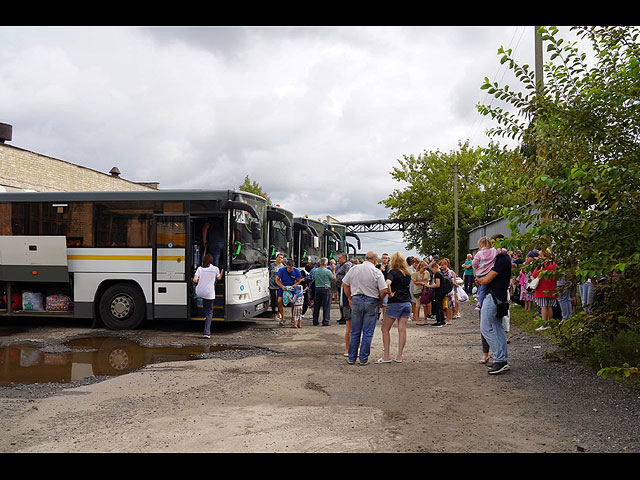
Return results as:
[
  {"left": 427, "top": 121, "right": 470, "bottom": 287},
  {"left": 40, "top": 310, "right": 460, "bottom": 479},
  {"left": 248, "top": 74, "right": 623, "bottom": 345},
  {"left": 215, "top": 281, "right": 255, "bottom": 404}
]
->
[
  {"left": 458, "top": 288, "right": 469, "bottom": 302},
  {"left": 22, "top": 291, "right": 45, "bottom": 311}
]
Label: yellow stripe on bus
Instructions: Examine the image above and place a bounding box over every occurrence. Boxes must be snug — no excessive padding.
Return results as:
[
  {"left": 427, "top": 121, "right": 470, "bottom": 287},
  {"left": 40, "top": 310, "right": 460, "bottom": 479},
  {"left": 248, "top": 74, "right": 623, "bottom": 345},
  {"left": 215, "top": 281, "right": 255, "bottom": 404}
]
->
[{"left": 67, "top": 255, "right": 185, "bottom": 261}]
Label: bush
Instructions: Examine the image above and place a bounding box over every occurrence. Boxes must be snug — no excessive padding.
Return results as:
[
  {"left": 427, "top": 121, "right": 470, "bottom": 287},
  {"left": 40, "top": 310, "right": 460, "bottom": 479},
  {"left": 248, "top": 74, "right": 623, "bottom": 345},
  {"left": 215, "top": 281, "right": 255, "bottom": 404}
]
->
[{"left": 588, "top": 330, "right": 640, "bottom": 371}]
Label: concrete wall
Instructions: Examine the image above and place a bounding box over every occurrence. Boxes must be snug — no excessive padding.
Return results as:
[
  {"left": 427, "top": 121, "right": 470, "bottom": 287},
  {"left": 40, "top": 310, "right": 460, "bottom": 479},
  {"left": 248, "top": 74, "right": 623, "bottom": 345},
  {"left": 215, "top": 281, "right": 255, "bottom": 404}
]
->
[{"left": 0, "top": 144, "right": 155, "bottom": 192}]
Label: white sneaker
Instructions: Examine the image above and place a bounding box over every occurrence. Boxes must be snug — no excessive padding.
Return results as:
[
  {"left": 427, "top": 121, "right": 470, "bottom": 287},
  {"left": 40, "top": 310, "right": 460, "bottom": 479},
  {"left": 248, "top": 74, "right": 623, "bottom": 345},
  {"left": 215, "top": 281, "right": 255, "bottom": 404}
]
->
[{"left": 535, "top": 326, "right": 550, "bottom": 331}]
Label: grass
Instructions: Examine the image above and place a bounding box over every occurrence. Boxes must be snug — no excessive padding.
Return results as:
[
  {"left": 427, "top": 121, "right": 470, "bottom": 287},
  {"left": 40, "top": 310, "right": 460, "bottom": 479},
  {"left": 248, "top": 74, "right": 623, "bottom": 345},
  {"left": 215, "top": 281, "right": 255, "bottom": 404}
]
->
[{"left": 508, "top": 301, "right": 544, "bottom": 334}]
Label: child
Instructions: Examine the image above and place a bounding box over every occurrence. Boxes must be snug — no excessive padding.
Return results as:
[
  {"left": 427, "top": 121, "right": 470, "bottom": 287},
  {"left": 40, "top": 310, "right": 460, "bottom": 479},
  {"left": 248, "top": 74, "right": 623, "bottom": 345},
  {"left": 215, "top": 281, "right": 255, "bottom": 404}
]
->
[
  {"left": 472, "top": 236, "right": 507, "bottom": 311},
  {"left": 292, "top": 284, "right": 305, "bottom": 328}
]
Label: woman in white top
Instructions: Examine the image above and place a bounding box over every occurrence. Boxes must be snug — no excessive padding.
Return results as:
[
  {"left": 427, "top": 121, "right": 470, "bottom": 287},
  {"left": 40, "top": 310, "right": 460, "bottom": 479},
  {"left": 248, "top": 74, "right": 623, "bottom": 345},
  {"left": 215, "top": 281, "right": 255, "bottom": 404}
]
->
[{"left": 193, "top": 253, "right": 224, "bottom": 339}]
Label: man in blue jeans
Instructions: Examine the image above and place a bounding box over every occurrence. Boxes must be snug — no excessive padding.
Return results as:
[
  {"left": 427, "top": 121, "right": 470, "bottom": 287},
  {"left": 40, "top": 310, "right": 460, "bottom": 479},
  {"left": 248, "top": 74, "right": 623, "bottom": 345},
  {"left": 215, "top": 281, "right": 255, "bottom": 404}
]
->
[
  {"left": 312, "top": 257, "right": 336, "bottom": 326},
  {"left": 342, "top": 251, "right": 389, "bottom": 365}
]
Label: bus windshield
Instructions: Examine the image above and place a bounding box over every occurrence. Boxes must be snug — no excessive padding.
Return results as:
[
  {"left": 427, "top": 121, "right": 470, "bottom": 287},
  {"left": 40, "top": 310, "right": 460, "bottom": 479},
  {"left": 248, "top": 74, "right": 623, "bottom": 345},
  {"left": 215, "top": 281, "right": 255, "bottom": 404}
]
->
[
  {"left": 269, "top": 220, "right": 291, "bottom": 260},
  {"left": 230, "top": 194, "right": 267, "bottom": 271},
  {"left": 301, "top": 231, "right": 321, "bottom": 264},
  {"left": 326, "top": 224, "right": 345, "bottom": 260}
]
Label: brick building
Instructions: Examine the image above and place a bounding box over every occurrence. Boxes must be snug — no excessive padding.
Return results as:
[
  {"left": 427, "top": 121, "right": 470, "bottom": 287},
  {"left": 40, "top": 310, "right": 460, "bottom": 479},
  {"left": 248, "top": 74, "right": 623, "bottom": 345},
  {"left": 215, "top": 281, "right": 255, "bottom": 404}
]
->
[{"left": 0, "top": 123, "right": 158, "bottom": 192}]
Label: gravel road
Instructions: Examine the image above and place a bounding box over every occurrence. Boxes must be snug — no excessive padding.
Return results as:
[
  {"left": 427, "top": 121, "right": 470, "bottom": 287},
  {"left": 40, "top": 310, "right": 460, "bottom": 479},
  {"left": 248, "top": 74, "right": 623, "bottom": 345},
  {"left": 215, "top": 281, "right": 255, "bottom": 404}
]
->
[{"left": 0, "top": 300, "right": 638, "bottom": 453}]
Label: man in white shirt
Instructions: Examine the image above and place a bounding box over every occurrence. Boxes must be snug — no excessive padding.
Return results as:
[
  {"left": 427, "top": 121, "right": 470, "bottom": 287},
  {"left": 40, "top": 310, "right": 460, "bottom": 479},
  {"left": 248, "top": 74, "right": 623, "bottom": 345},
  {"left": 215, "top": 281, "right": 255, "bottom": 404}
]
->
[{"left": 342, "top": 251, "right": 389, "bottom": 365}]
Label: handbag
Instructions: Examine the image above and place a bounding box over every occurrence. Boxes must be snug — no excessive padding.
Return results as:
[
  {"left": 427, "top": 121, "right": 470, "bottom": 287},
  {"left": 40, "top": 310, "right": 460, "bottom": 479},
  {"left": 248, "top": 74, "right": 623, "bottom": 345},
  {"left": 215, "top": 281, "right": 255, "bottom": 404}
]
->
[
  {"left": 492, "top": 294, "right": 510, "bottom": 318},
  {"left": 420, "top": 286, "right": 433, "bottom": 305}
]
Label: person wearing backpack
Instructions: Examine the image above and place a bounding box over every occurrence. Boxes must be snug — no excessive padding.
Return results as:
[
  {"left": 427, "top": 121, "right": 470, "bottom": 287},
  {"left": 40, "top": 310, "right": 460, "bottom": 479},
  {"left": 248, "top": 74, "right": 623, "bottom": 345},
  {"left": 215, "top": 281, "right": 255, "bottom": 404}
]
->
[
  {"left": 439, "top": 258, "right": 457, "bottom": 325},
  {"left": 423, "top": 262, "right": 446, "bottom": 327}
]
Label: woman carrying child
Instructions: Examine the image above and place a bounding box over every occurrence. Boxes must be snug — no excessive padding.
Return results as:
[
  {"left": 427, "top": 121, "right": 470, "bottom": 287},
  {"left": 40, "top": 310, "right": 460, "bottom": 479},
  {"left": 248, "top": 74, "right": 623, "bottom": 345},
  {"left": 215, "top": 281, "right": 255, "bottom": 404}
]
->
[{"left": 472, "top": 236, "right": 507, "bottom": 311}]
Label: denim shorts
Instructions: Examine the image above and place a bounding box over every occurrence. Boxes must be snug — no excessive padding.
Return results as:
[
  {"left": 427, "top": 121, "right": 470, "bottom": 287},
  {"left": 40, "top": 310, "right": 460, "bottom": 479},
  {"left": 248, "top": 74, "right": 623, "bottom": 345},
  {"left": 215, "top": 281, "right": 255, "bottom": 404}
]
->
[{"left": 385, "top": 301, "right": 412, "bottom": 319}]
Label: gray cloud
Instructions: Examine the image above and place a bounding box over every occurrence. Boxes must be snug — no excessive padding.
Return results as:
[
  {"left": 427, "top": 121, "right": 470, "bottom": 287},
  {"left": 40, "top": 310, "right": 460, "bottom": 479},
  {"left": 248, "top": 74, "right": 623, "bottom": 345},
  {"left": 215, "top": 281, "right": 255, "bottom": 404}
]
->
[{"left": 0, "top": 25, "right": 547, "bottom": 257}]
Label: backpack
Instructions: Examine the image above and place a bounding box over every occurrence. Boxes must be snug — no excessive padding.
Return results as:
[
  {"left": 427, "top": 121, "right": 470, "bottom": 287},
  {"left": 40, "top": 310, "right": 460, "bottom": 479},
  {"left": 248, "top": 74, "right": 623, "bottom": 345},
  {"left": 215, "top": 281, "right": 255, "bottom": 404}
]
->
[{"left": 439, "top": 274, "right": 453, "bottom": 295}]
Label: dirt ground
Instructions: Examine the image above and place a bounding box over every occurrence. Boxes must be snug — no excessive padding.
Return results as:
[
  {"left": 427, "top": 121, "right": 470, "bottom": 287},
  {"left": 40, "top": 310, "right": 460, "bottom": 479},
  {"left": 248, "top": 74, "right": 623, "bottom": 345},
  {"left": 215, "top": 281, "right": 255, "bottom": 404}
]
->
[{"left": 0, "top": 299, "right": 638, "bottom": 453}]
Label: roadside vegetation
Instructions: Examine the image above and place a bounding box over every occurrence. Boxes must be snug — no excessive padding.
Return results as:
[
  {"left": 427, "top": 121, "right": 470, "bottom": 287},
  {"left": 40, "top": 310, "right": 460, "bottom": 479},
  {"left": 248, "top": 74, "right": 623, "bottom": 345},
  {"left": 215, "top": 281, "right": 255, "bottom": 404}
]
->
[{"left": 385, "top": 26, "right": 640, "bottom": 386}]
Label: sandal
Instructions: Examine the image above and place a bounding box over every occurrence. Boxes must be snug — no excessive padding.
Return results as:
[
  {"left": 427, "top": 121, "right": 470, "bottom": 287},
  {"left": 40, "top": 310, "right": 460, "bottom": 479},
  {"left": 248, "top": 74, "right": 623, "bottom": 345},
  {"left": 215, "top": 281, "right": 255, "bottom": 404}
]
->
[
  {"left": 479, "top": 355, "right": 490, "bottom": 364},
  {"left": 375, "top": 357, "right": 392, "bottom": 364}
]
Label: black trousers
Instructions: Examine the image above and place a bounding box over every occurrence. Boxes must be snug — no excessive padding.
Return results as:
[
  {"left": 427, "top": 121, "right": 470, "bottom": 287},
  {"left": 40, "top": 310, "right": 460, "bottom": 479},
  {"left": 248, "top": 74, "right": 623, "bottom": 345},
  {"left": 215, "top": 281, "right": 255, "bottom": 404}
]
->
[
  {"left": 313, "top": 287, "right": 332, "bottom": 325},
  {"left": 270, "top": 288, "right": 278, "bottom": 315},
  {"left": 431, "top": 294, "right": 445, "bottom": 324},
  {"left": 464, "top": 274, "right": 474, "bottom": 294}
]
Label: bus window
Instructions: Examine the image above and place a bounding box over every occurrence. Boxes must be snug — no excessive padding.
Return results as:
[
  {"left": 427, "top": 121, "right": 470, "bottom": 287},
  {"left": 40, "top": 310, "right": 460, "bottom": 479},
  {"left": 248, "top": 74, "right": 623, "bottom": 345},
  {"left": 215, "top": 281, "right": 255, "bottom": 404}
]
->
[
  {"left": 0, "top": 203, "right": 10, "bottom": 235},
  {"left": 155, "top": 216, "right": 186, "bottom": 248},
  {"left": 163, "top": 202, "right": 184, "bottom": 214},
  {"left": 95, "top": 202, "right": 156, "bottom": 248},
  {"left": 3, "top": 202, "right": 93, "bottom": 246},
  {"left": 68, "top": 202, "right": 94, "bottom": 247},
  {"left": 10, "top": 203, "right": 27, "bottom": 235},
  {"left": 189, "top": 200, "right": 218, "bottom": 213}
]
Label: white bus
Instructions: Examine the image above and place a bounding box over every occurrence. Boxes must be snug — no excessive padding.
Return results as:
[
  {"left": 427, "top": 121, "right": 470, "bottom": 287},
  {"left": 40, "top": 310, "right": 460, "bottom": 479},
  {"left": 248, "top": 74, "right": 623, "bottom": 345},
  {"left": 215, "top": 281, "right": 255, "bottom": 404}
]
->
[{"left": 0, "top": 190, "right": 270, "bottom": 329}]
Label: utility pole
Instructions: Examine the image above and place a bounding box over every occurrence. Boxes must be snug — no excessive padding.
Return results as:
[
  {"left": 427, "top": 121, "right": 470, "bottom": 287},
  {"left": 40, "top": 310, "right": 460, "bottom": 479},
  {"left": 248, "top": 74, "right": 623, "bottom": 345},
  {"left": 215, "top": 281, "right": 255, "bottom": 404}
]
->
[
  {"left": 535, "top": 26, "right": 543, "bottom": 92},
  {"left": 453, "top": 160, "right": 459, "bottom": 276}
]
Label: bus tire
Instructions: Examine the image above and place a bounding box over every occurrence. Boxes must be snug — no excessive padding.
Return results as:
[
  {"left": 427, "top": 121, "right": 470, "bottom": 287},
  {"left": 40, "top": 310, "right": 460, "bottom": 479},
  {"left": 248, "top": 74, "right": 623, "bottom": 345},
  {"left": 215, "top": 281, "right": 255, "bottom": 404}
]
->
[{"left": 98, "top": 283, "right": 146, "bottom": 330}]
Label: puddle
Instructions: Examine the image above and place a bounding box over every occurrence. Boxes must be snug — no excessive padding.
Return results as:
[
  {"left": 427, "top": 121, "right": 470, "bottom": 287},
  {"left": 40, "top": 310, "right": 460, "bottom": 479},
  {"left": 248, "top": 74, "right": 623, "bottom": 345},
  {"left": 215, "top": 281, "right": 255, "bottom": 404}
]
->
[{"left": 0, "top": 337, "right": 252, "bottom": 386}]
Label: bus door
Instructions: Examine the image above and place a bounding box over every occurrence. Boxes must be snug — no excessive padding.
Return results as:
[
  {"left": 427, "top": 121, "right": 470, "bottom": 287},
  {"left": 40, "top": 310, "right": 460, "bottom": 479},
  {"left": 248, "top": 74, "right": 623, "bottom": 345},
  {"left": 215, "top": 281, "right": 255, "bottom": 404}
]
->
[
  {"left": 188, "top": 215, "right": 226, "bottom": 321},
  {"left": 153, "top": 215, "right": 188, "bottom": 319}
]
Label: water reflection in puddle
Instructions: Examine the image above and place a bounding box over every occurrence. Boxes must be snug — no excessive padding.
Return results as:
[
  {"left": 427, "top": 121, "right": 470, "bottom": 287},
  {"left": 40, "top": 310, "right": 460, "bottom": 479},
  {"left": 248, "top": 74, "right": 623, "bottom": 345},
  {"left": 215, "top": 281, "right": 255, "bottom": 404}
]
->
[{"left": 0, "top": 337, "right": 252, "bottom": 386}]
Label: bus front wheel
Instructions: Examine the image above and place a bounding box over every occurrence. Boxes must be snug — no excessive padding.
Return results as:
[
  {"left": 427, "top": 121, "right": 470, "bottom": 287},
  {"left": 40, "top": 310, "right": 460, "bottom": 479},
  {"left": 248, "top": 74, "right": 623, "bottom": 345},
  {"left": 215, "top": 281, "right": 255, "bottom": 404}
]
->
[{"left": 98, "top": 283, "right": 146, "bottom": 330}]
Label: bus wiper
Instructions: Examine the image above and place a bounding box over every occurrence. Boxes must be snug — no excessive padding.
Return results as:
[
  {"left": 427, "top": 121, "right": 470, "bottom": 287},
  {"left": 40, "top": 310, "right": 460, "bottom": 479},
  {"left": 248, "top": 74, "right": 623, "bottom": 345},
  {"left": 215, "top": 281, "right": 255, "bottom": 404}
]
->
[{"left": 244, "top": 263, "right": 264, "bottom": 273}]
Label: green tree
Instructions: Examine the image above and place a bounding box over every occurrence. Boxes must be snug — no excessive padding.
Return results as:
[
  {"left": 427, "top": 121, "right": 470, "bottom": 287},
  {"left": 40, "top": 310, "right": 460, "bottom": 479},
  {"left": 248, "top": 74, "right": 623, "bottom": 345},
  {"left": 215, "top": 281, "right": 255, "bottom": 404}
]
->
[
  {"left": 239, "top": 175, "right": 272, "bottom": 205},
  {"left": 381, "top": 141, "right": 517, "bottom": 264},
  {"left": 478, "top": 26, "right": 640, "bottom": 377}
]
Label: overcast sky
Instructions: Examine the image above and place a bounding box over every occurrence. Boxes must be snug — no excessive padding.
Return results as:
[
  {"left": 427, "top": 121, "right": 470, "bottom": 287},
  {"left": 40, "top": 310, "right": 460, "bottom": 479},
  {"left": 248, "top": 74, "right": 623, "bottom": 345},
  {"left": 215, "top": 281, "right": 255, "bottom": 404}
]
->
[{"left": 0, "top": 25, "right": 559, "bottom": 262}]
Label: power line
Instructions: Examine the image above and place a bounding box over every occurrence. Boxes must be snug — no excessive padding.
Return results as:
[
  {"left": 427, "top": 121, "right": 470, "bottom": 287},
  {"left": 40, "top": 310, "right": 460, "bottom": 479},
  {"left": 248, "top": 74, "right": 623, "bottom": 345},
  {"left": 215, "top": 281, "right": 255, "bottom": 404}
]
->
[
  {"left": 356, "top": 233, "right": 407, "bottom": 244},
  {"left": 468, "top": 26, "right": 526, "bottom": 147}
]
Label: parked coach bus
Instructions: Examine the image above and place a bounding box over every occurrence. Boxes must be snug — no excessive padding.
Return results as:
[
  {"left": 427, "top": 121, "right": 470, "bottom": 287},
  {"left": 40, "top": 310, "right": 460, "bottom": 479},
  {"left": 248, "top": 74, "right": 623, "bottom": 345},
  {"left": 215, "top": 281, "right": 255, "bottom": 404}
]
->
[{"left": 0, "top": 190, "right": 270, "bottom": 329}]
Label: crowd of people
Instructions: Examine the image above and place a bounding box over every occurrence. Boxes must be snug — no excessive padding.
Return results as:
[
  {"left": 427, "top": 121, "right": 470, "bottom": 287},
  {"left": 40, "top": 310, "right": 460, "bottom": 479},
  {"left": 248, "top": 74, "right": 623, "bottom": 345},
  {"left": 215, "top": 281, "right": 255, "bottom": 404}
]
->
[
  {"left": 255, "top": 233, "right": 598, "bottom": 376},
  {"left": 190, "top": 215, "right": 602, "bottom": 377},
  {"left": 265, "top": 249, "right": 487, "bottom": 369}
]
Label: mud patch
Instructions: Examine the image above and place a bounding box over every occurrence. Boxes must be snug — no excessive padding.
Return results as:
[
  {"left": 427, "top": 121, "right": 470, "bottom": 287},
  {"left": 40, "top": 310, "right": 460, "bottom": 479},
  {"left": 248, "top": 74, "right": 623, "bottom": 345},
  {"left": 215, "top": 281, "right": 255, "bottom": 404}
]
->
[{"left": 305, "top": 380, "right": 330, "bottom": 396}]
